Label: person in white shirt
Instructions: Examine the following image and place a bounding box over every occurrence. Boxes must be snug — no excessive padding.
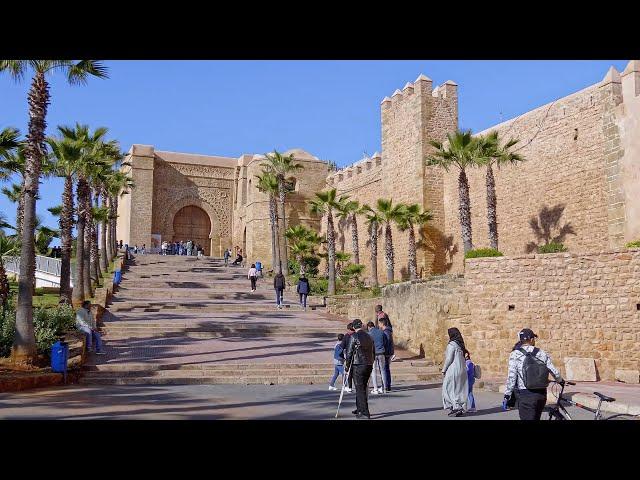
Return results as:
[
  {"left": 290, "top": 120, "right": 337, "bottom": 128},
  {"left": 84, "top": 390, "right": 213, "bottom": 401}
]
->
[
  {"left": 76, "top": 300, "right": 105, "bottom": 354},
  {"left": 247, "top": 264, "right": 258, "bottom": 292}
]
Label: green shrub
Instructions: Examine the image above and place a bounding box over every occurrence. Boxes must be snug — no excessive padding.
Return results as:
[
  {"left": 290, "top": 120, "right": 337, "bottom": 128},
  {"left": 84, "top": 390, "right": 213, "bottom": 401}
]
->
[
  {"left": 288, "top": 255, "right": 320, "bottom": 276},
  {"left": 310, "top": 278, "right": 328, "bottom": 295},
  {"left": 537, "top": 242, "right": 567, "bottom": 254},
  {"left": 464, "top": 248, "right": 504, "bottom": 259},
  {"left": 0, "top": 304, "right": 75, "bottom": 358},
  {"left": 370, "top": 285, "right": 381, "bottom": 297},
  {"left": 625, "top": 240, "right": 640, "bottom": 249}
]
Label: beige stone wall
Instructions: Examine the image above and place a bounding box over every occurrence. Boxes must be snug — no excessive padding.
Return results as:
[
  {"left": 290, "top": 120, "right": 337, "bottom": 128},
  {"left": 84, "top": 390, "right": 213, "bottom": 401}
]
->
[
  {"left": 119, "top": 145, "right": 155, "bottom": 248},
  {"left": 328, "top": 248, "right": 640, "bottom": 381},
  {"left": 443, "top": 67, "right": 640, "bottom": 273}
]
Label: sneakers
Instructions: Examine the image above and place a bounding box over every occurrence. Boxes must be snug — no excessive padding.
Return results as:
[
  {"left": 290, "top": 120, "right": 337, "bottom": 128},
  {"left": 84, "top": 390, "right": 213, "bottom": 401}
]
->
[
  {"left": 328, "top": 385, "right": 337, "bottom": 391},
  {"left": 370, "top": 389, "right": 380, "bottom": 395},
  {"left": 345, "top": 387, "right": 352, "bottom": 393}
]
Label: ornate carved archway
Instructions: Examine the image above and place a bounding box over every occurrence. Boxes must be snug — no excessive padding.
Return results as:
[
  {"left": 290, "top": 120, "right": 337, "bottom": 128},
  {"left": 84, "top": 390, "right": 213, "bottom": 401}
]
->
[{"left": 172, "top": 205, "right": 211, "bottom": 255}]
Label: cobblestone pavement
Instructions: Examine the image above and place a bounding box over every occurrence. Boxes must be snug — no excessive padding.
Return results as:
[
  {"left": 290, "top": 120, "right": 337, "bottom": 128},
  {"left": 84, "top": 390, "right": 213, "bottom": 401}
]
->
[{"left": 0, "top": 382, "right": 597, "bottom": 420}]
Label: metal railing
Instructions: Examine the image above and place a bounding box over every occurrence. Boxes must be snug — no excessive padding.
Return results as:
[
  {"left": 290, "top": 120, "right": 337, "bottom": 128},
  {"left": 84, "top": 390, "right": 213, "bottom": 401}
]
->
[{"left": 4, "top": 254, "right": 63, "bottom": 276}]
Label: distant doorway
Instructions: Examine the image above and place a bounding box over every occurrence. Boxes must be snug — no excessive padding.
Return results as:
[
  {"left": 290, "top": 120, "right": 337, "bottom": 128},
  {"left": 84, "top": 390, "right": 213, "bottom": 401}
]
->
[{"left": 173, "top": 205, "right": 211, "bottom": 255}]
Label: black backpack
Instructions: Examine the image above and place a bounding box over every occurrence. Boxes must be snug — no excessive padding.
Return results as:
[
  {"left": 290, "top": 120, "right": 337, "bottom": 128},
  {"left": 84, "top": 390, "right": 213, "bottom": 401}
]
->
[{"left": 518, "top": 347, "right": 550, "bottom": 389}]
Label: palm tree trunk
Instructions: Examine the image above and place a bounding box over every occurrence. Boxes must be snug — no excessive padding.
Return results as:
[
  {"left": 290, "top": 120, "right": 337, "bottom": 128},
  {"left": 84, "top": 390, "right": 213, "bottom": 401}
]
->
[
  {"left": 486, "top": 163, "right": 498, "bottom": 250},
  {"left": 83, "top": 198, "right": 93, "bottom": 298},
  {"left": 385, "top": 223, "right": 394, "bottom": 283},
  {"left": 327, "top": 210, "right": 336, "bottom": 296},
  {"left": 72, "top": 180, "right": 87, "bottom": 305},
  {"left": 59, "top": 175, "right": 73, "bottom": 304},
  {"left": 16, "top": 184, "right": 25, "bottom": 237},
  {"left": 12, "top": 71, "right": 50, "bottom": 364},
  {"left": 408, "top": 224, "right": 417, "bottom": 280},
  {"left": 268, "top": 194, "right": 279, "bottom": 272},
  {"left": 112, "top": 195, "right": 119, "bottom": 258},
  {"left": 107, "top": 195, "right": 115, "bottom": 261},
  {"left": 351, "top": 215, "right": 360, "bottom": 265},
  {"left": 458, "top": 168, "right": 473, "bottom": 253},
  {"left": 100, "top": 192, "right": 108, "bottom": 273},
  {"left": 369, "top": 221, "right": 378, "bottom": 288},
  {"left": 277, "top": 178, "right": 289, "bottom": 274},
  {"left": 91, "top": 191, "right": 101, "bottom": 286}
]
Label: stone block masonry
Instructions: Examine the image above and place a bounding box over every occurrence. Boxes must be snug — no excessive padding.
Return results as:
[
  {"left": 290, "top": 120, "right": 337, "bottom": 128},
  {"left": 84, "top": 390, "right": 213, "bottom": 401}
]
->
[{"left": 328, "top": 248, "right": 640, "bottom": 382}]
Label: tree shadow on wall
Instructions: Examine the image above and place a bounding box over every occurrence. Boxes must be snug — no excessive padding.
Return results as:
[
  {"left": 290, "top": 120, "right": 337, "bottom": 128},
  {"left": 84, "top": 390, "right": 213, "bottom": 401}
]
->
[
  {"left": 524, "top": 204, "right": 576, "bottom": 253},
  {"left": 337, "top": 216, "right": 347, "bottom": 252},
  {"left": 423, "top": 226, "right": 458, "bottom": 274}
]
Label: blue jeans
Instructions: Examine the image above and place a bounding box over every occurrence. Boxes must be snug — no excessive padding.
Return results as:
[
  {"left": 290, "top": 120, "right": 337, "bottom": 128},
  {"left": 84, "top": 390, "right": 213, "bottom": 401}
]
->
[
  {"left": 468, "top": 381, "right": 476, "bottom": 409},
  {"left": 79, "top": 326, "right": 103, "bottom": 352},
  {"left": 275, "top": 288, "right": 284, "bottom": 306},
  {"left": 299, "top": 293, "right": 308, "bottom": 307},
  {"left": 383, "top": 355, "right": 392, "bottom": 390},
  {"left": 330, "top": 365, "right": 344, "bottom": 387}
]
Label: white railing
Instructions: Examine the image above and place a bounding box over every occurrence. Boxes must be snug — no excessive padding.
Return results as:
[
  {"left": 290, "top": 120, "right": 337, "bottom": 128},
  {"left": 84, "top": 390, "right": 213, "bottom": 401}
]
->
[{"left": 3, "top": 255, "right": 63, "bottom": 276}]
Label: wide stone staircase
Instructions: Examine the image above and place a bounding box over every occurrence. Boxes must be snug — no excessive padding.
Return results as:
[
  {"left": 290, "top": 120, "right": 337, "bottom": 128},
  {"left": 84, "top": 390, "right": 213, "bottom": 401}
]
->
[{"left": 81, "top": 254, "right": 439, "bottom": 385}]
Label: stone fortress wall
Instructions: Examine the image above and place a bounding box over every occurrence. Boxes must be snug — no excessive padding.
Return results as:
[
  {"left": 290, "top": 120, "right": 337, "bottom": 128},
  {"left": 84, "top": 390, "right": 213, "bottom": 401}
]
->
[{"left": 326, "top": 61, "right": 640, "bottom": 283}]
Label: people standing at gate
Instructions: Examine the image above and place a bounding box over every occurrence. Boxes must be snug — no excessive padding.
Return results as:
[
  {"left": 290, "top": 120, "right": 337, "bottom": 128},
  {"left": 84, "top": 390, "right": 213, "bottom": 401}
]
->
[
  {"left": 296, "top": 274, "right": 310, "bottom": 311},
  {"left": 345, "top": 319, "right": 375, "bottom": 419},
  {"left": 328, "top": 333, "right": 345, "bottom": 391},
  {"left": 366, "top": 321, "right": 389, "bottom": 395},
  {"left": 248, "top": 263, "right": 258, "bottom": 292},
  {"left": 224, "top": 247, "right": 230, "bottom": 266},
  {"left": 442, "top": 327, "right": 469, "bottom": 417},
  {"left": 75, "top": 300, "right": 105, "bottom": 355},
  {"left": 274, "top": 271, "right": 286, "bottom": 309},
  {"left": 503, "top": 328, "right": 564, "bottom": 421},
  {"left": 186, "top": 239, "right": 193, "bottom": 256}
]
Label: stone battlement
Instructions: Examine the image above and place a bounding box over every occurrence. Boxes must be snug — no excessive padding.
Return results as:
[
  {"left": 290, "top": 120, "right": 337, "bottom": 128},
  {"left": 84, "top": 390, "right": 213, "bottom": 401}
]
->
[{"left": 326, "top": 152, "right": 382, "bottom": 186}]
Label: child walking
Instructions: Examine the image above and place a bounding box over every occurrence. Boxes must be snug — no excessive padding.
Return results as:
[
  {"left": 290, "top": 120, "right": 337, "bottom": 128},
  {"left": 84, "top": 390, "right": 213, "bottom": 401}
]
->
[
  {"left": 465, "top": 350, "right": 477, "bottom": 412},
  {"left": 328, "top": 333, "right": 345, "bottom": 391}
]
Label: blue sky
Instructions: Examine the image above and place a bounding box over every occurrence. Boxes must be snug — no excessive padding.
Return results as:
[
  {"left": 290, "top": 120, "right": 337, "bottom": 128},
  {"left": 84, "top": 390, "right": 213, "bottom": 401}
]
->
[{"left": 0, "top": 60, "right": 629, "bottom": 244}]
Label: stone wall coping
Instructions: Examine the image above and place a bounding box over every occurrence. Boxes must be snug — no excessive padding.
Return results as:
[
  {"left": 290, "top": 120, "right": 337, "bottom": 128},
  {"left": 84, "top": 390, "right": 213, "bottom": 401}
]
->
[{"left": 465, "top": 247, "right": 640, "bottom": 263}]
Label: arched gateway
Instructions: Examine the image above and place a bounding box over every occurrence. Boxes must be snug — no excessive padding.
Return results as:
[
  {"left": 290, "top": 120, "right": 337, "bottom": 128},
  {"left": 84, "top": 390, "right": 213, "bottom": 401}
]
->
[{"left": 173, "top": 205, "right": 211, "bottom": 255}]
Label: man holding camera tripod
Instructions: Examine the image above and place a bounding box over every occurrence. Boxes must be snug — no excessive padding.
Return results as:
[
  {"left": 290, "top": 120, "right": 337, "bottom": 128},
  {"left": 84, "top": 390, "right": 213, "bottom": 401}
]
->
[
  {"left": 345, "top": 319, "right": 375, "bottom": 419},
  {"left": 503, "top": 328, "right": 564, "bottom": 420}
]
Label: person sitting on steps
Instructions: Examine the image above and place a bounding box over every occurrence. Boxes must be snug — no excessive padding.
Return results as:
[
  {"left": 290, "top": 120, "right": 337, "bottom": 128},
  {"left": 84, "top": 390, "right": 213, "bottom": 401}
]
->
[{"left": 75, "top": 300, "right": 105, "bottom": 355}]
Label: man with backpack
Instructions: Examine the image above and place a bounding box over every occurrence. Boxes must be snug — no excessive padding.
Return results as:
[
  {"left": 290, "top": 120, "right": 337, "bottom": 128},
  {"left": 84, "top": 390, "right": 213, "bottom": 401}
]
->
[{"left": 503, "top": 328, "right": 564, "bottom": 420}]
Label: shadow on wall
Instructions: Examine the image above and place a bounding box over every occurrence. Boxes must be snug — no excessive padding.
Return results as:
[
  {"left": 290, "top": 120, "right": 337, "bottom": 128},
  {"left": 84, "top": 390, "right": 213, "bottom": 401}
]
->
[
  {"left": 524, "top": 204, "right": 576, "bottom": 253},
  {"left": 424, "top": 226, "right": 458, "bottom": 274}
]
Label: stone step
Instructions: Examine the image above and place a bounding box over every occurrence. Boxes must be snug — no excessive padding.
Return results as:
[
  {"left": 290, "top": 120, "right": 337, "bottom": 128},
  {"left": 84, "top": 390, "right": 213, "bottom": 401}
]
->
[
  {"left": 84, "top": 361, "right": 434, "bottom": 371},
  {"left": 107, "top": 305, "right": 319, "bottom": 313},
  {"left": 81, "top": 367, "right": 437, "bottom": 377},
  {"left": 79, "top": 372, "right": 441, "bottom": 385}
]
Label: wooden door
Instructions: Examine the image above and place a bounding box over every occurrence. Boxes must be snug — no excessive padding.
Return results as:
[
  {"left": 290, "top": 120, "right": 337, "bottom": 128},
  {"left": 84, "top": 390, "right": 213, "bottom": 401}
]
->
[{"left": 172, "top": 206, "right": 211, "bottom": 255}]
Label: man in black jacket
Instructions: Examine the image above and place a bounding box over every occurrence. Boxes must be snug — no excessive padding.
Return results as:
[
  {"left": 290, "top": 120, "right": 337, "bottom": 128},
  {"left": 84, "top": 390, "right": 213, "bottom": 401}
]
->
[{"left": 345, "top": 319, "right": 375, "bottom": 419}]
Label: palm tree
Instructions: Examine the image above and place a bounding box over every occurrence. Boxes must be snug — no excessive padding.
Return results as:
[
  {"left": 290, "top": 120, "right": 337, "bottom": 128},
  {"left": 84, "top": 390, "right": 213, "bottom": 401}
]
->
[
  {"left": 376, "top": 198, "right": 405, "bottom": 283},
  {"left": 426, "top": 130, "right": 480, "bottom": 254},
  {"left": 0, "top": 228, "right": 19, "bottom": 317},
  {"left": 397, "top": 203, "right": 433, "bottom": 280},
  {"left": 105, "top": 170, "right": 134, "bottom": 262},
  {"left": 335, "top": 251, "right": 351, "bottom": 275},
  {"left": 256, "top": 172, "right": 281, "bottom": 272},
  {"left": 0, "top": 60, "right": 108, "bottom": 364},
  {"left": 336, "top": 198, "right": 361, "bottom": 265},
  {"left": 476, "top": 131, "right": 525, "bottom": 250},
  {"left": 0, "top": 127, "right": 20, "bottom": 169},
  {"left": 33, "top": 215, "right": 59, "bottom": 255},
  {"left": 1, "top": 183, "right": 24, "bottom": 235},
  {"left": 47, "top": 133, "right": 83, "bottom": 303},
  {"left": 360, "top": 204, "right": 382, "bottom": 288},
  {"left": 309, "top": 189, "right": 341, "bottom": 296},
  {"left": 261, "top": 151, "right": 304, "bottom": 274}
]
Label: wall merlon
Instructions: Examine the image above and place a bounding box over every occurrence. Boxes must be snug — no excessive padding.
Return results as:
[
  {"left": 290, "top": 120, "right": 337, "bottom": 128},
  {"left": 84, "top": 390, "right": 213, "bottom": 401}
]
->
[
  {"left": 129, "top": 144, "right": 155, "bottom": 158},
  {"left": 621, "top": 60, "right": 640, "bottom": 99},
  {"left": 403, "top": 82, "right": 415, "bottom": 95}
]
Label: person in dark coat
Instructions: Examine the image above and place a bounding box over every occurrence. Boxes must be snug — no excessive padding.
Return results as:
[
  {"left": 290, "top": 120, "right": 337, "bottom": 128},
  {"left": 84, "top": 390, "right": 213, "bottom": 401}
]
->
[
  {"left": 380, "top": 317, "right": 394, "bottom": 391},
  {"left": 345, "top": 319, "right": 375, "bottom": 419},
  {"left": 273, "top": 272, "right": 286, "bottom": 309},
  {"left": 296, "top": 274, "right": 310, "bottom": 311},
  {"left": 340, "top": 323, "right": 356, "bottom": 392}
]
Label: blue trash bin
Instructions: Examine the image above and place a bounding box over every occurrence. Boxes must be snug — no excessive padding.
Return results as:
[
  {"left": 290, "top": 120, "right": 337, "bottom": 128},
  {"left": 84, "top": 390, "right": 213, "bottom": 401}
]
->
[
  {"left": 256, "top": 261, "right": 262, "bottom": 276},
  {"left": 114, "top": 270, "right": 122, "bottom": 285},
  {"left": 51, "top": 340, "right": 69, "bottom": 383}
]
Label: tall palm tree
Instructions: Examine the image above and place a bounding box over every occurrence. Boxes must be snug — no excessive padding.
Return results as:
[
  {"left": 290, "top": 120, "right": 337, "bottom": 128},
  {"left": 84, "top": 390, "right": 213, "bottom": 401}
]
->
[
  {"left": 397, "top": 203, "right": 433, "bottom": 280},
  {"left": 33, "top": 215, "right": 58, "bottom": 255},
  {"left": 0, "top": 60, "right": 108, "bottom": 364},
  {"left": 476, "top": 131, "right": 525, "bottom": 250},
  {"left": 376, "top": 198, "right": 405, "bottom": 283},
  {"left": 309, "top": 189, "right": 341, "bottom": 296},
  {"left": 336, "top": 198, "right": 361, "bottom": 265},
  {"left": 1, "top": 183, "right": 24, "bottom": 235},
  {"left": 106, "top": 170, "right": 134, "bottom": 262},
  {"left": 256, "top": 172, "right": 281, "bottom": 272},
  {"left": 285, "top": 224, "right": 321, "bottom": 274},
  {"left": 261, "top": 151, "right": 304, "bottom": 274},
  {"left": 47, "top": 133, "right": 83, "bottom": 303},
  {"left": 360, "top": 205, "right": 382, "bottom": 288},
  {"left": 426, "top": 130, "right": 480, "bottom": 254}
]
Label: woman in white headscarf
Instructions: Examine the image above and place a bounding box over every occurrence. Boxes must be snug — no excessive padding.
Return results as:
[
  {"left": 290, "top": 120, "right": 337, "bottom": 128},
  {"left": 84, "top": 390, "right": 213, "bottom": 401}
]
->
[{"left": 441, "top": 327, "right": 469, "bottom": 417}]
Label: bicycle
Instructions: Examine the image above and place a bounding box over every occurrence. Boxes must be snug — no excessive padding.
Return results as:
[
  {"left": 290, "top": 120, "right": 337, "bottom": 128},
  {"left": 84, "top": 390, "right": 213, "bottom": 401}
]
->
[{"left": 544, "top": 380, "right": 638, "bottom": 420}]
